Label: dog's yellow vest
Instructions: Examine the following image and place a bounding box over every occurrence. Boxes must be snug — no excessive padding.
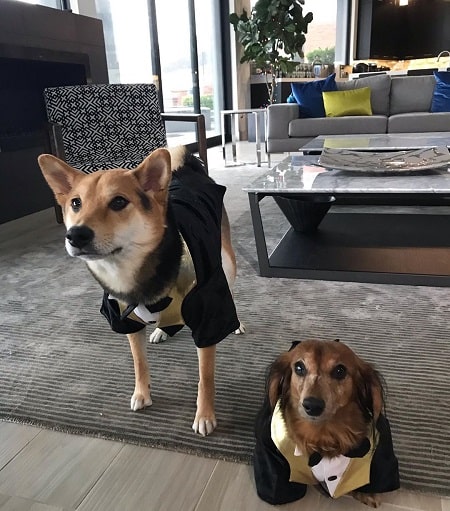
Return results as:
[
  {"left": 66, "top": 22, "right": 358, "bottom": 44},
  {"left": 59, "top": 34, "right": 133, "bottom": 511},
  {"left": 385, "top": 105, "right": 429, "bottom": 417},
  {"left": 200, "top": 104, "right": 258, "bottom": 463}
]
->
[
  {"left": 271, "top": 400, "right": 378, "bottom": 498},
  {"left": 120, "top": 237, "right": 196, "bottom": 329}
]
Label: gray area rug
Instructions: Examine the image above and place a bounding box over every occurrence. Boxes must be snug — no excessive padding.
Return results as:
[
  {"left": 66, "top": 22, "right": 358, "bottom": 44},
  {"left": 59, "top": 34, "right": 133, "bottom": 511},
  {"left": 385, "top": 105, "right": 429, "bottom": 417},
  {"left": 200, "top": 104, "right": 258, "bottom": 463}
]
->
[{"left": 0, "top": 162, "right": 449, "bottom": 497}]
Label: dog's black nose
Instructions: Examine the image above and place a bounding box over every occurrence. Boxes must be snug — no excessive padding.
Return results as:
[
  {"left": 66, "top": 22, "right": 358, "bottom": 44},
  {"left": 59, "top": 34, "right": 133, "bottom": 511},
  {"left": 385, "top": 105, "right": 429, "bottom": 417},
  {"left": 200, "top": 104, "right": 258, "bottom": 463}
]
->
[
  {"left": 66, "top": 225, "right": 94, "bottom": 248},
  {"left": 302, "top": 397, "right": 325, "bottom": 417}
]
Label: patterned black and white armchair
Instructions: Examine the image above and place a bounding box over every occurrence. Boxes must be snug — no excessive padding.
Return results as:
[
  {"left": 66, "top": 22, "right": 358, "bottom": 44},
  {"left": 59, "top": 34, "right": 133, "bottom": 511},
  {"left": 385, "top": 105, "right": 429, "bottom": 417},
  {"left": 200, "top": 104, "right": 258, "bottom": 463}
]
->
[{"left": 43, "top": 83, "right": 208, "bottom": 222}]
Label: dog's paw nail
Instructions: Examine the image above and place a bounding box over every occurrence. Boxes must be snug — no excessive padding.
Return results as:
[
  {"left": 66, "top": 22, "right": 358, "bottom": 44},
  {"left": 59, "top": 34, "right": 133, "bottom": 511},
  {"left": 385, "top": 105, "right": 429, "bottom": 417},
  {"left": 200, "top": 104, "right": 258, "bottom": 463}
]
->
[
  {"left": 234, "top": 322, "right": 246, "bottom": 335},
  {"left": 149, "top": 328, "right": 168, "bottom": 344},
  {"left": 192, "top": 418, "right": 217, "bottom": 436},
  {"left": 352, "top": 492, "right": 381, "bottom": 508},
  {"left": 130, "top": 394, "right": 152, "bottom": 411}
]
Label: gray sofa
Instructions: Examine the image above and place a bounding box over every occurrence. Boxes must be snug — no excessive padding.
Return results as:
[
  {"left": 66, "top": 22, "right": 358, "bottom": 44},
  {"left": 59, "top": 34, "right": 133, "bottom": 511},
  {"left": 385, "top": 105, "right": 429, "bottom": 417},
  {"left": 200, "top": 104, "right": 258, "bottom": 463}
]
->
[{"left": 266, "top": 74, "right": 450, "bottom": 159}]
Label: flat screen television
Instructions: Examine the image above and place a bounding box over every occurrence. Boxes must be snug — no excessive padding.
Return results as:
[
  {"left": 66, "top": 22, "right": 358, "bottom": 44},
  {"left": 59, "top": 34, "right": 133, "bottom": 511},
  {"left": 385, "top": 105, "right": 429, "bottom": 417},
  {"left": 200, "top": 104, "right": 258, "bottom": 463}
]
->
[{"left": 357, "top": 0, "right": 450, "bottom": 60}]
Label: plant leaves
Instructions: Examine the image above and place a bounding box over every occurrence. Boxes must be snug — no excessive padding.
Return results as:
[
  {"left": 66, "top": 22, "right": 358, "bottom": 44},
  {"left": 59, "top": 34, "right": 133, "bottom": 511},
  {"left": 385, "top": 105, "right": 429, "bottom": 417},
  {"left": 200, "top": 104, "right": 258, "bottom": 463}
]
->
[{"left": 229, "top": 0, "right": 314, "bottom": 102}]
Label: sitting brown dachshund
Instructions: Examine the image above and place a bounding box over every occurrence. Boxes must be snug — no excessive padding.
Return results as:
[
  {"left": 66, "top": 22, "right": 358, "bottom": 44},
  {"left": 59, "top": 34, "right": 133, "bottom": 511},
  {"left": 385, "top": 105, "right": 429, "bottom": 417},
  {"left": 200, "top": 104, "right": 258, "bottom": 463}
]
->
[{"left": 254, "top": 339, "right": 400, "bottom": 508}]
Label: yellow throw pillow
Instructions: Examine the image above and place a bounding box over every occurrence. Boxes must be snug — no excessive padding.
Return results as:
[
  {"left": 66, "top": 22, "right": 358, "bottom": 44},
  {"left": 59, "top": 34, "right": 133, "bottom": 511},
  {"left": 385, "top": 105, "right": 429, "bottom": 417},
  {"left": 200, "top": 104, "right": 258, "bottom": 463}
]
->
[
  {"left": 323, "top": 136, "right": 371, "bottom": 148},
  {"left": 322, "top": 87, "right": 372, "bottom": 117}
]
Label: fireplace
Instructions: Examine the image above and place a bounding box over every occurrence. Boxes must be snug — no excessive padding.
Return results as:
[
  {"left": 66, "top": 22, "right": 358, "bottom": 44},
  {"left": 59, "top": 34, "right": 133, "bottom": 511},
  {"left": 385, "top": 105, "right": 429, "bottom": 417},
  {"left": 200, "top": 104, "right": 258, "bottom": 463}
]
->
[
  {"left": 0, "top": 0, "right": 108, "bottom": 224},
  {"left": 0, "top": 45, "right": 92, "bottom": 223}
]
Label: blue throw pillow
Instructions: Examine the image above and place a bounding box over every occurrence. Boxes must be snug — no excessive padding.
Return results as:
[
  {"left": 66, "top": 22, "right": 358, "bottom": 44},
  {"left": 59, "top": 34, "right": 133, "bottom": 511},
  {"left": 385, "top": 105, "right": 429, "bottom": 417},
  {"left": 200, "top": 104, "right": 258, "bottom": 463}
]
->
[
  {"left": 290, "top": 73, "right": 338, "bottom": 118},
  {"left": 286, "top": 92, "right": 297, "bottom": 103},
  {"left": 431, "top": 71, "right": 450, "bottom": 112},
  {"left": 434, "top": 71, "right": 450, "bottom": 84}
]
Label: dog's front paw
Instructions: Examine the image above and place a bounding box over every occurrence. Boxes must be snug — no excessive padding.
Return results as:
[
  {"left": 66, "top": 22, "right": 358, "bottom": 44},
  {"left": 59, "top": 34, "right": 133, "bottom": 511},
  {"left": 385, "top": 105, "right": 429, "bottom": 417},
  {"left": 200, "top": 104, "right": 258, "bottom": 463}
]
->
[
  {"left": 149, "top": 328, "right": 168, "bottom": 344},
  {"left": 192, "top": 415, "right": 217, "bottom": 436},
  {"left": 130, "top": 392, "right": 152, "bottom": 411},
  {"left": 352, "top": 492, "right": 381, "bottom": 508},
  {"left": 234, "top": 321, "right": 246, "bottom": 335}
]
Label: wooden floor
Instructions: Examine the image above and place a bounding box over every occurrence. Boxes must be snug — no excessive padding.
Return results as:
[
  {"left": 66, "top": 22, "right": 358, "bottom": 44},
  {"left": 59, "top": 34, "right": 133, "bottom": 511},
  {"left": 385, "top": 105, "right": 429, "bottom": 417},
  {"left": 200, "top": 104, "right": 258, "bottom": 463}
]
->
[
  {"left": 0, "top": 421, "right": 448, "bottom": 511},
  {"left": 1, "top": 145, "right": 449, "bottom": 510}
]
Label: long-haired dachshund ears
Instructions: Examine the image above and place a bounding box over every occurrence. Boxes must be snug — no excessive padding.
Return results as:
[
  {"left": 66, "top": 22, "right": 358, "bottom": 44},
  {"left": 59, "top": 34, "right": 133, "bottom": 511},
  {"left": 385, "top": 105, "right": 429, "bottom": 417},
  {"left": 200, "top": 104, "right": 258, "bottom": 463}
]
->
[
  {"left": 267, "top": 352, "right": 293, "bottom": 409},
  {"left": 355, "top": 361, "right": 385, "bottom": 422}
]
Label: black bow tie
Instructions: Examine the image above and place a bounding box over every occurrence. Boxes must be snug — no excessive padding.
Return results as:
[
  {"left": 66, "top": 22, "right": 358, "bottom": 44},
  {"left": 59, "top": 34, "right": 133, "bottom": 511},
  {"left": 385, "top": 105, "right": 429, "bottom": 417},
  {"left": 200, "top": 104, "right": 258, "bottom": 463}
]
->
[
  {"left": 120, "top": 296, "right": 173, "bottom": 321},
  {"left": 308, "top": 437, "right": 371, "bottom": 467}
]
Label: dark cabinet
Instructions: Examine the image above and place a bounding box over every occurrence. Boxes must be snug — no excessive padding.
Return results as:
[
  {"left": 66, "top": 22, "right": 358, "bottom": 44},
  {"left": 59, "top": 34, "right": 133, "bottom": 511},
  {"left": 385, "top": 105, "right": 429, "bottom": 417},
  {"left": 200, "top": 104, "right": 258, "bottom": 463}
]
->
[
  {"left": 0, "top": 0, "right": 108, "bottom": 224},
  {"left": 250, "top": 80, "right": 294, "bottom": 108}
]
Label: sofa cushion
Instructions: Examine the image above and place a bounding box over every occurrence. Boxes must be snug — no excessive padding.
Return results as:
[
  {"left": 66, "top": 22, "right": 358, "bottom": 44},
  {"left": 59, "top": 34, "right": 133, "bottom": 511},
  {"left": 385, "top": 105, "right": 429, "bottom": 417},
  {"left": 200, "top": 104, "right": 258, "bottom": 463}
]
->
[
  {"left": 388, "top": 112, "right": 450, "bottom": 132},
  {"left": 290, "top": 73, "right": 338, "bottom": 118},
  {"left": 431, "top": 71, "right": 450, "bottom": 112},
  {"left": 337, "top": 74, "right": 391, "bottom": 116},
  {"left": 266, "top": 103, "right": 301, "bottom": 139},
  {"left": 289, "top": 115, "right": 387, "bottom": 137},
  {"left": 323, "top": 87, "right": 372, "bottom": 117},
  {"left": 389, "top": 75, "right": 435, "bottom": 115}
]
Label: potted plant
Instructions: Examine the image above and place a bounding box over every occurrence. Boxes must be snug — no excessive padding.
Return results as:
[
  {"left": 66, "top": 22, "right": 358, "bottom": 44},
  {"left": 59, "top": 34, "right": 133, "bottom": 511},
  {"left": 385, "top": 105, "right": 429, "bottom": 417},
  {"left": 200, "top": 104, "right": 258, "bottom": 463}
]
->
[{"left": 230, "top": 0, "right": 313, "bottom": 105}]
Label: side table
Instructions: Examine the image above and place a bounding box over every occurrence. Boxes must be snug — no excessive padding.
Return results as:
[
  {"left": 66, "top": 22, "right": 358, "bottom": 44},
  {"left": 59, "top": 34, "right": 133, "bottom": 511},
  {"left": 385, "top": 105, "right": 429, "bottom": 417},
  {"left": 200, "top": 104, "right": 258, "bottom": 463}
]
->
[{"left": 220, "top": 108, "right": 267, "bottom": 167}]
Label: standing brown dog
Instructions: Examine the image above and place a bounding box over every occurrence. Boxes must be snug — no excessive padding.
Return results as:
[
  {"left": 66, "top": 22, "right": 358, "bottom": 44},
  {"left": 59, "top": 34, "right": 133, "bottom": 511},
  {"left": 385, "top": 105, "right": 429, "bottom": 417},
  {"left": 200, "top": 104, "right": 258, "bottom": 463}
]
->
[
  {"left": 254, "top": 339, "right": 399, "bottom": 507},
  {"left": 38, "top": 147, "right": 244, "bottom": 436}
]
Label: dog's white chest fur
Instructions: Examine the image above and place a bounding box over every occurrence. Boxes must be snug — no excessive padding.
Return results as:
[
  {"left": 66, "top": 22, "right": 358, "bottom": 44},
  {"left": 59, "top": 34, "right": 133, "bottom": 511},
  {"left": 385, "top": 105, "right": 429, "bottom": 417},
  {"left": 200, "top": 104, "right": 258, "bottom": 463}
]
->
[{"left": 87, "top": 256, "right": 138, "bottom": 295}]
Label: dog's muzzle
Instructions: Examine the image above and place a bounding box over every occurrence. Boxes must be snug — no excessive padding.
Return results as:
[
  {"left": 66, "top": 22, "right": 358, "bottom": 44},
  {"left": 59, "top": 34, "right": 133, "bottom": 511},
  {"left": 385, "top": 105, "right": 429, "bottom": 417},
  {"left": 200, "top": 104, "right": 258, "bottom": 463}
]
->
[
  {"left": 302, "top": 397, "right": 325, "bottom": 417},
  {"left": 66, "top": 225, "right": 95, "bottom": 249}
]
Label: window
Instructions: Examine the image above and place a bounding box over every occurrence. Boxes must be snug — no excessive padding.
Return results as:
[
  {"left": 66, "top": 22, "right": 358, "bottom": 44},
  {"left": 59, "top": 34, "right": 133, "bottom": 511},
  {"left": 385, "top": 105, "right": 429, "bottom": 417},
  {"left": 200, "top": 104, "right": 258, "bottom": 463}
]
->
[
  {"left": 156, "top": 0, "right": 224, "bottom": 139},
  {"left": 12, "top": 0, "right": 60, "bottom": 7},
  {"left": 249, "top": 0, "right": 339, "bottom": 64},
  {"left": 92, "top": 0, "right": 153, "bottom": 84},
  {"left": 74, "top": 0, "right": 224, "bottom": 145},
  {"left": 303, "top": 0, "right": 337, "bottom": 64}
]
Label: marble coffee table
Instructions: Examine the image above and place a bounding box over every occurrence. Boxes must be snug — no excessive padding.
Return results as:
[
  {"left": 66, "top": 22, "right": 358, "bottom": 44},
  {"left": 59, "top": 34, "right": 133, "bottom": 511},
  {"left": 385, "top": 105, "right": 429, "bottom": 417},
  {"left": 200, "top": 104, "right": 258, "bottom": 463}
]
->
[
  {"left": 243, "top": 153, "right": 450, "bottom": 286},
  {"left": 300, "top": 132, "right": 450, "bottom": 153}
]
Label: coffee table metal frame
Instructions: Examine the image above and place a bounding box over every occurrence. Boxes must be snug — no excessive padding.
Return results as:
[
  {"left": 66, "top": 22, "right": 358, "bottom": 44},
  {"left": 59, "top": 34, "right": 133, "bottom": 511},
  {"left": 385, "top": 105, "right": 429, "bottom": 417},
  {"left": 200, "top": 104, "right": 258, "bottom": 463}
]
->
[{"left": 244, "top": 153, "right": 450, "bottom": 286}]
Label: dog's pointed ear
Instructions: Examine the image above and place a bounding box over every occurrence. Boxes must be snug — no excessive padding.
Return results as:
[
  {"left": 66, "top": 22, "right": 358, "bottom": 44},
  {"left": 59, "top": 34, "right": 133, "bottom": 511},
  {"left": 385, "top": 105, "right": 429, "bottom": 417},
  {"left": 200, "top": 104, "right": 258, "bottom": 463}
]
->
[
  {"left": 38, "top": 154, "right": 84, "bottom": 205},
  {"left": 132, "top": 148, "right": 172, "bottom": 198}
]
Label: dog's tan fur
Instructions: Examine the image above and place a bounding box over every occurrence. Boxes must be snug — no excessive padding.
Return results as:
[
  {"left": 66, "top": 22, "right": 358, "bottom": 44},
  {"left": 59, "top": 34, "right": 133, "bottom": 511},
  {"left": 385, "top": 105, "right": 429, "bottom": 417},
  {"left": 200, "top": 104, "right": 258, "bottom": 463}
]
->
[
  {"left": 268, "top": 340, "right": 384, "bottom": 508},
  {"left": 38, "top": 147, "right": 243, "bottom": 436}
]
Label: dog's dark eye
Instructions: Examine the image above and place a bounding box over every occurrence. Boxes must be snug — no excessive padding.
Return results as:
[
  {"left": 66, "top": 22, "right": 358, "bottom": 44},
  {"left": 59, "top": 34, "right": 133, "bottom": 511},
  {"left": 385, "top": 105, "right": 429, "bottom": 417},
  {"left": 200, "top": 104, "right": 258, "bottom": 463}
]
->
[
  {"left": 109, "top": 196, "right": 129, "bottom": 211},
  {"left": 294, "top": 361, "right": 307, "bottom": 376},
  {"left": 331, "top": 364, "right": 347, "bottom": 380},
  {"left": 71, "top": 197, "right": 82, "bottom": 212}
]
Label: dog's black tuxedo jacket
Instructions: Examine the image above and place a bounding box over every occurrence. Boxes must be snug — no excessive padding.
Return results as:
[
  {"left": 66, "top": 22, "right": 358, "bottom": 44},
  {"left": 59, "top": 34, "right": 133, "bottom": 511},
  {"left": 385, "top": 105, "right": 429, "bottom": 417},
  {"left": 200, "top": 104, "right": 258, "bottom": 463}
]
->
[
  {"left": 101, "top": 153, "right": 240, "bottom": 348},
  {"left": 253, "top": 398, "right": 400, "bottom": 505}
]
